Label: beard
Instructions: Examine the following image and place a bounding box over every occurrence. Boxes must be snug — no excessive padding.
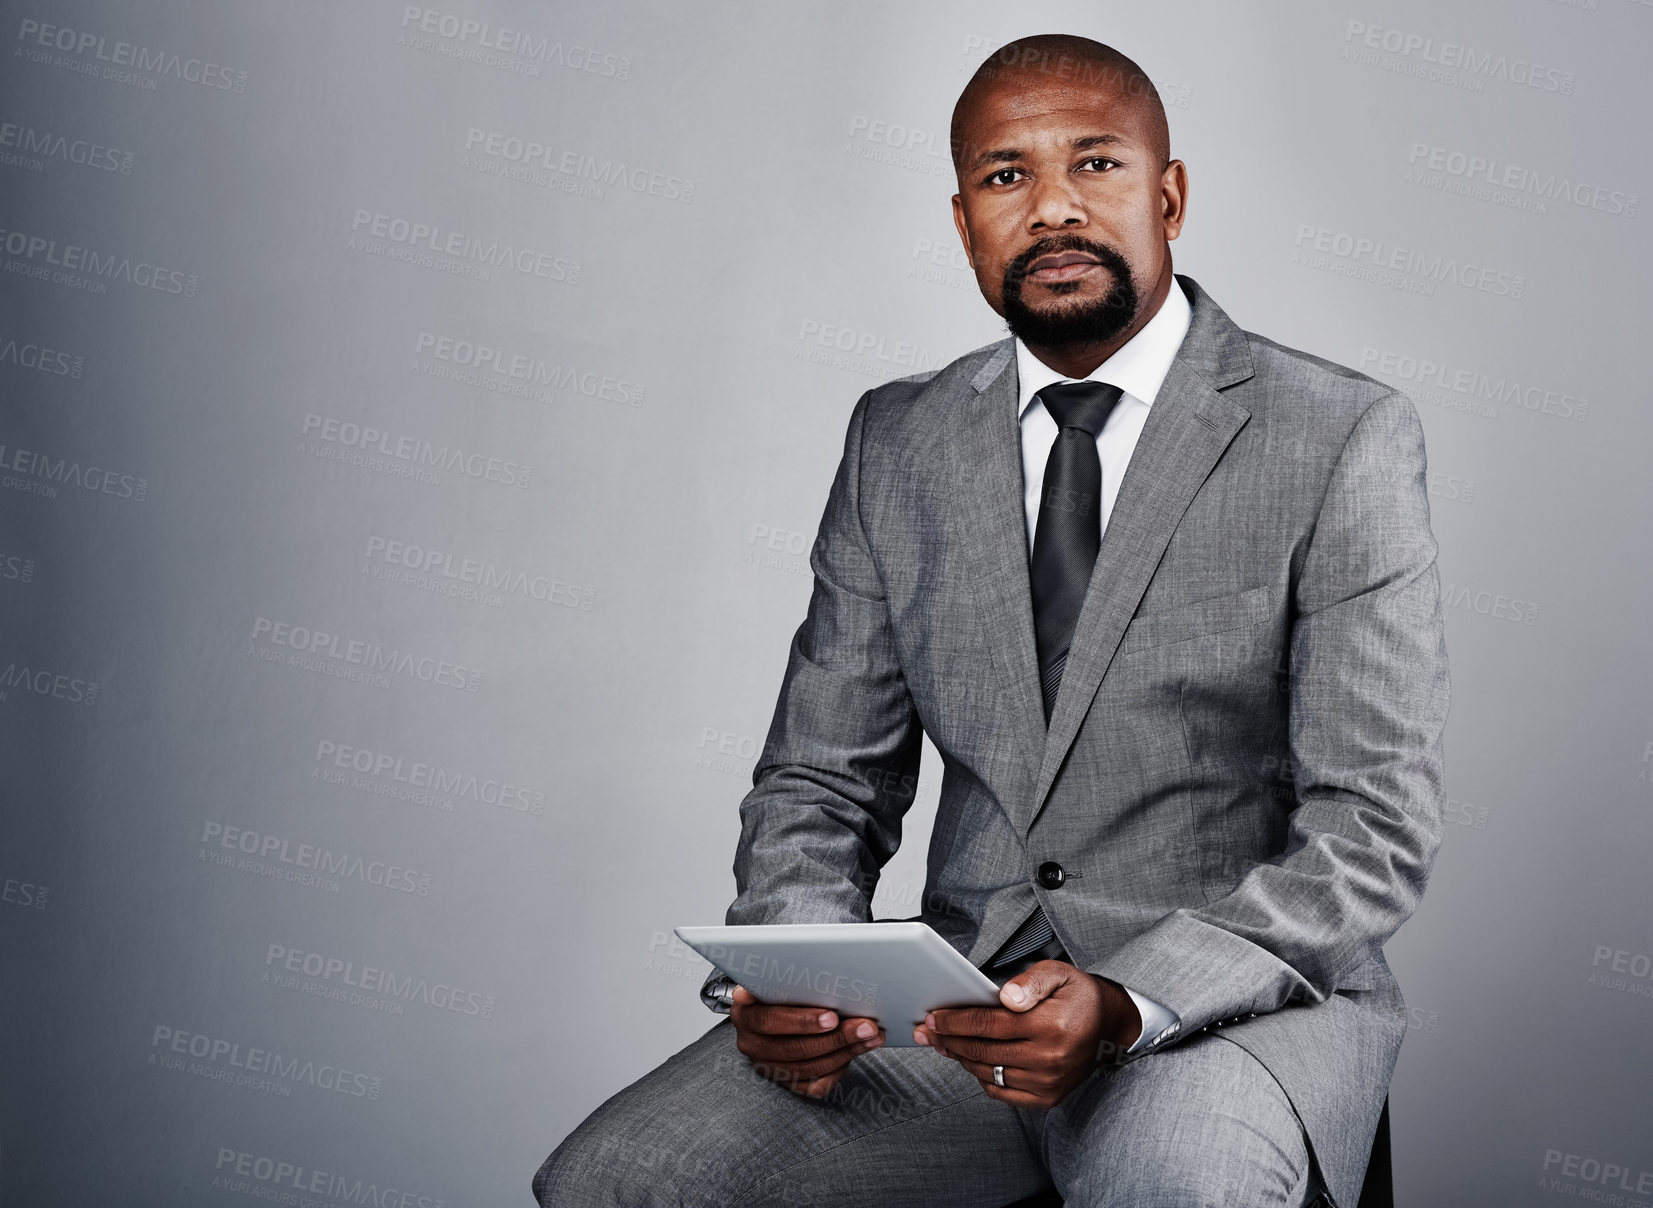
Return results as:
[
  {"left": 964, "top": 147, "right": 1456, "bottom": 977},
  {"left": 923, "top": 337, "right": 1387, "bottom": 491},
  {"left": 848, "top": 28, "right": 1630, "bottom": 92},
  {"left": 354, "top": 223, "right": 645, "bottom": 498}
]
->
[{"left": 1000, "top": 234, "right": 1140, "bottom": 350}]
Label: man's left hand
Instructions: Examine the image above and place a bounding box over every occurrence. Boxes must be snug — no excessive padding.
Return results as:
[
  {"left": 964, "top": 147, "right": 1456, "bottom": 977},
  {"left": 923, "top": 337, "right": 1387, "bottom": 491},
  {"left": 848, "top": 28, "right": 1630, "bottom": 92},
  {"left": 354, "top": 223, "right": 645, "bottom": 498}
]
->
[{"left": 913, "top": 961, "right": 1142, "bottom": 1108}]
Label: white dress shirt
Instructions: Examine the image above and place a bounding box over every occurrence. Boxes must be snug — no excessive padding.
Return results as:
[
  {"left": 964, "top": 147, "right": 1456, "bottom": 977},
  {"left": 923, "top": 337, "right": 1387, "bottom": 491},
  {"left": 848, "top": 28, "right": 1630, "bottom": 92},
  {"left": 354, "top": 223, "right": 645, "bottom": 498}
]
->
[{"left": 1013, "top": 277, "right": 1192, "bottom": 1054}]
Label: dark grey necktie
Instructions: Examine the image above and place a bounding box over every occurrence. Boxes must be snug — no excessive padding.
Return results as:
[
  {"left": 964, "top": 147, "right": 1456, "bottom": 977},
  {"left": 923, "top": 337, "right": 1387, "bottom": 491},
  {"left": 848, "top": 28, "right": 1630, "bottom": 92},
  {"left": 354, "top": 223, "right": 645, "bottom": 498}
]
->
[
  {"left": 1029, "top": 380, "right": 1125, "bottom": 718},
  {"left": 985, "top": 379, "right": 1124, "bottom": 978}
]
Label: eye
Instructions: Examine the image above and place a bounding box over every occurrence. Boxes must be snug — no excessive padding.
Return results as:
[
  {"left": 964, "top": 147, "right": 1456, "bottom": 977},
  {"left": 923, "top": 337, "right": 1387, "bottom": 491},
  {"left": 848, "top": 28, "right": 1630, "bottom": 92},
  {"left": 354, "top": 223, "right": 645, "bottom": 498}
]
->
[
  {"left": 1079, "top": 157, "right": 1119, "bottom": 173},
  {"left": 984, "top": 167, "right": 1025, "bottom": 187}
]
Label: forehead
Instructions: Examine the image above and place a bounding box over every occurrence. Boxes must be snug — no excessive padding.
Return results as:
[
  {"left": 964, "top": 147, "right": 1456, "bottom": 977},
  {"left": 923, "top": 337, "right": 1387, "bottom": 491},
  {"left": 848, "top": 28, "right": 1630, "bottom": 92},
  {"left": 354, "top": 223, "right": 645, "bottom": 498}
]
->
[{"left": 960, "top": 72, "right": 1151, "bottom": 151}]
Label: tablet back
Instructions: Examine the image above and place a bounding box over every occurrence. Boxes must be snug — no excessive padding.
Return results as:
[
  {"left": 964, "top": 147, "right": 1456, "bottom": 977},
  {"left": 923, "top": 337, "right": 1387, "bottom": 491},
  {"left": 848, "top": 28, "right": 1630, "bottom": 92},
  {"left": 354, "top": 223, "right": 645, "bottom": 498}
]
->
[{"left": 675, "top": 921, "right": 1002, "bottom": 1046}]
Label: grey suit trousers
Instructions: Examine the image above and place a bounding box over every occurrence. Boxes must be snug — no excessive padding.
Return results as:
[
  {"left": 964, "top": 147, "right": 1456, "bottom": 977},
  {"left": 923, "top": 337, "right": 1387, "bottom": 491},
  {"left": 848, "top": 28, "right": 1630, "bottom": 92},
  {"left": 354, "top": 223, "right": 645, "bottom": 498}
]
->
[{"left": 533, "top": 1017, "right": 1325, "bottom": 1207}]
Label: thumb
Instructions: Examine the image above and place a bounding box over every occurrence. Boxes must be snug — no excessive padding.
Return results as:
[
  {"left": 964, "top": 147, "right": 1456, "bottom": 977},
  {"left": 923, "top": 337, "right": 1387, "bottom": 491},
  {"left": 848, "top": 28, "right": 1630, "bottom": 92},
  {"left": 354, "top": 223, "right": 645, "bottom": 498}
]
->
[{"left": 998, "top": 960, "right": 1071, "bottom": 1012}]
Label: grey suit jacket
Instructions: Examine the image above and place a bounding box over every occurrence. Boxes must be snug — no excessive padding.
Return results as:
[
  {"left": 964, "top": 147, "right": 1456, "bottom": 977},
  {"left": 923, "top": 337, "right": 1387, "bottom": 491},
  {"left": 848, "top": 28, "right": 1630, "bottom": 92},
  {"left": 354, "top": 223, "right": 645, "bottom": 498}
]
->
[{"left": 712, "top": 275, "right": 1449, "bottom": 1208}]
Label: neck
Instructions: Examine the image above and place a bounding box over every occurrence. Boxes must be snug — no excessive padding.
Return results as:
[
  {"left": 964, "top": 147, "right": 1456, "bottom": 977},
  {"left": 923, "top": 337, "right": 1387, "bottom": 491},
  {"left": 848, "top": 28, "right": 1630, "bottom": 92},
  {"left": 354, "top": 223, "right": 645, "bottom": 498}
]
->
[{"left": 1023, "top": 263, "right": 1175, "bottom": 380}]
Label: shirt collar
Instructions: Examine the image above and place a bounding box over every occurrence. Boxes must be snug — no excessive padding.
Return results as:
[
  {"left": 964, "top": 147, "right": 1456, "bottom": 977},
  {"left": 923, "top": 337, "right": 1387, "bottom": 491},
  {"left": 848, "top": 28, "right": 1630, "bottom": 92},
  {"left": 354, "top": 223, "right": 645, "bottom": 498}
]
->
[{"left": 1014, "top": 276, "right": 1192, "bottom": 420}]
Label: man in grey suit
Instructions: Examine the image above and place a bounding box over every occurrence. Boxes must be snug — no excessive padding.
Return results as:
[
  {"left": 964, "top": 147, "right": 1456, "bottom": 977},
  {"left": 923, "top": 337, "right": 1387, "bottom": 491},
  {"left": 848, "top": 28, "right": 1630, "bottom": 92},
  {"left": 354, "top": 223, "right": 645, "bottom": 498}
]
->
[{"left": 535, "top": 33, "right": 1447, "bottom": 1208}]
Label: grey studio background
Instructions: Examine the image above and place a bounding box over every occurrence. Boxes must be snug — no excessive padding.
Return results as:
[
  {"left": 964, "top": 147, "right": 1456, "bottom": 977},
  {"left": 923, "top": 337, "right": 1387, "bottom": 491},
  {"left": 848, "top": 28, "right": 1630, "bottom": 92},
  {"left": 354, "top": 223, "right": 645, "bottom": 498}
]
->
[{"left": 0, "top": 0, "right": 1649, "bottom": 1204}]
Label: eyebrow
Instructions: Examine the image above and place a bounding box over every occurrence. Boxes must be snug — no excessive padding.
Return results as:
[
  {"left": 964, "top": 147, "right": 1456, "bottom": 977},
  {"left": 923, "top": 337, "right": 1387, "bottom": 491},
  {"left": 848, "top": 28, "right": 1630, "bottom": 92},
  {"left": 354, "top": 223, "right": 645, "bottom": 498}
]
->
[{"left": 969, "top": 133, "right": 1128, "bottom": 171}]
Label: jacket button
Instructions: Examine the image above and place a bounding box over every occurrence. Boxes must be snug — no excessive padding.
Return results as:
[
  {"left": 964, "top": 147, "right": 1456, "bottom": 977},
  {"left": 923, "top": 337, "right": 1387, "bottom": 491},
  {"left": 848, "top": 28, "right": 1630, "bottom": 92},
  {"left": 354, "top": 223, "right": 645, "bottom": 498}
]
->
[{"left": 1037, "top": 861, "right": 1066, "bottom": 890}]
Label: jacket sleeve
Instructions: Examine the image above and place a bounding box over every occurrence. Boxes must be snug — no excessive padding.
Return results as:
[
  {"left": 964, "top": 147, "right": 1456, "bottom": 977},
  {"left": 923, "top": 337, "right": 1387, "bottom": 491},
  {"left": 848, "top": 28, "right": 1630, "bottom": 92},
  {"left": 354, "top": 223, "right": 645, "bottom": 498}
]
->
[
  {"left": 721, "top": 388, "right": 926, "bottom": 928},
  {"left": 1087, "top": 391, "right": 1450, "bottom": 1044}
]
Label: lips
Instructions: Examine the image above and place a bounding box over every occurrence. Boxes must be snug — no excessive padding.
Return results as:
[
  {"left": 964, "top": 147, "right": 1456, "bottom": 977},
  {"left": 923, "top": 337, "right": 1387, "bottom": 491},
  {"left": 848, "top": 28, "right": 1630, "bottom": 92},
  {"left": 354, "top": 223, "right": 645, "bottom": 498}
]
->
[{"left": 1028, "top": 251, "right": 1101, "bottom": 273}]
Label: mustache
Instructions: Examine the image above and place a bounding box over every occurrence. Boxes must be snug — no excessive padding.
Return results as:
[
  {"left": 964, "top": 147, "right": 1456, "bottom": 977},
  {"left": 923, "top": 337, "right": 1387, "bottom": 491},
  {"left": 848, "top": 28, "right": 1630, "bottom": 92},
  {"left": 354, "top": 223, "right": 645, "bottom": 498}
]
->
[{"left": 1001, "top": 234, "right": 1131, "bottom": 293}]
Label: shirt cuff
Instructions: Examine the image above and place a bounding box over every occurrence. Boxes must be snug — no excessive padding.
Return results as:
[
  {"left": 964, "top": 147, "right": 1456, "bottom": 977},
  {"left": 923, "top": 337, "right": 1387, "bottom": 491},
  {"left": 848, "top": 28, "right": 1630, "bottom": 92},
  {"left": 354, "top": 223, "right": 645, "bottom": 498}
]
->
[
  {"left": 700, "top": 973, "right": 737, "bottom": 1014},
  {"left": 1122, "top": 985, "right": 1180, "bottom": 1053}
]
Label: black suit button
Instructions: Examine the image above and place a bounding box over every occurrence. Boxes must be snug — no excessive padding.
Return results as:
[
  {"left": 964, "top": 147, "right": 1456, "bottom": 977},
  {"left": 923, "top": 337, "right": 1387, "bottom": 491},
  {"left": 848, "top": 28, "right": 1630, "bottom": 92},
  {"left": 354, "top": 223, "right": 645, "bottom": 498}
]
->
[{"left": 1037, "top": 861, "right": 1066, "bottom": 890}]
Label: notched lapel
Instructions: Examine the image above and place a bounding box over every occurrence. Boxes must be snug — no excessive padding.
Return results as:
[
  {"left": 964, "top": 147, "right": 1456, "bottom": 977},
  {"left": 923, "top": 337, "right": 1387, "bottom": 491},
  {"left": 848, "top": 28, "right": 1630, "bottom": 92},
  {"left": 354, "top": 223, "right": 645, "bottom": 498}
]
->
[
  {"left": 940, "top": 340, "right": 1047, "bottom": 795},
  {"left": 1025, "top": 356, "right": 1252, "bottom": 835}
]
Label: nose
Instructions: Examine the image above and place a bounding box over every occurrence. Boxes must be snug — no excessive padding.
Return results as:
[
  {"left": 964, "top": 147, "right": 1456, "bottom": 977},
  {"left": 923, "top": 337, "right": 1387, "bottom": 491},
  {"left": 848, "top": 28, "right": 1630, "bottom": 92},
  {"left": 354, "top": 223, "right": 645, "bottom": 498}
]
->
[{"left": 1026, "top": 173, "right": 1087, "bottom": 232}]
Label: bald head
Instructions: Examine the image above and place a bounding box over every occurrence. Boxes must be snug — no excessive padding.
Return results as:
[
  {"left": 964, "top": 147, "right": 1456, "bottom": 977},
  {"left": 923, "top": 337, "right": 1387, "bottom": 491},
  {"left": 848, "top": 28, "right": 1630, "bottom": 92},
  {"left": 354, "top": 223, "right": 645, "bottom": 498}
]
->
[{"left": 951, "top": 35, "right": 1170, "bottom": 174}]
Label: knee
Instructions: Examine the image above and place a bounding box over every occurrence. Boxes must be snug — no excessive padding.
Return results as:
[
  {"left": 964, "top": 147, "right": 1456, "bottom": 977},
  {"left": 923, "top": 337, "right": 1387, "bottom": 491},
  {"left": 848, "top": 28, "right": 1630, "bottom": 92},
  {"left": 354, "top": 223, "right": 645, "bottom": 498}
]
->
[
  {"left": 1078, "top": 1169, "right": 1229, "bottom": 1208},
  {"left": 532, "top": 1122, "right": 650, "bottom": 1207},
  {"left": 532, "top": 1022, "right": 744, "bottom": 1205},
  {"left": 1068, "top": 1142, "right": 1309, "bottom": 1208},
  {"left": 532, "top": 1114, "right": 727, "bottom": 1207},
  {"left": 531, "top": 1127, "right": 608, "bottom": 1207}
]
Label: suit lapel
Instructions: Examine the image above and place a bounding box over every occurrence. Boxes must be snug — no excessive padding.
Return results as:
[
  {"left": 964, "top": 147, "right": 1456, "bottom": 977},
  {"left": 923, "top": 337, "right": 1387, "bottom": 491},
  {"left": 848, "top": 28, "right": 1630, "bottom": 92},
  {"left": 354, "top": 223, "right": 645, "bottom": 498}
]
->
[
  {"left": 942, "top": 340, "right": 1048, "bottom": 794},
  {"left": 1026, "top": 280, "right": 1255, "bottom": 834}
]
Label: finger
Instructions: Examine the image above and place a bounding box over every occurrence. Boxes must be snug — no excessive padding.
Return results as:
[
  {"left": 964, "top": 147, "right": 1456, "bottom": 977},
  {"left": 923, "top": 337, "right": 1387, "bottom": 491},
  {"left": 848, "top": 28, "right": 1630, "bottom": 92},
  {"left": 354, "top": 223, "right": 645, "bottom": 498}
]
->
[
  {"left": 756, "top": 1059, "right": 844, "bottom": 1096},
  {"left": 750, "top": 1053, "right": 850, "bottom": 1090},
  {"left": 947, "top": 1052, "right": 1059, "bottom": 1101},
  {"left": 839, "top": 1016, "right": 884, "bottom": 1045},
  {"left": 981, "top": 1081, "right": 1059, "bottom": 1109},
  {"left": 797, "top": 1069, "right": 847, "bottom": 1098},
  {"left": 945, "top": 1051, "right": 1040, "bottom": 1089},
  {"left": 749, "top": 1035, "right": 883, "bottom": 1086},
  {"left": 733, "top": 994, "right": 841, "bottom": 1036},
  {"left": 743, "top": 1017, "right": 886, "bottom": 1064},
  {"left": 999, "top": 959, "right": 1076, "bottom": 1012},
  {"left": 738, "top": 1012, "right": 883, "bottom": 1060},
  {"left": 926, "top": 1006, "right": 1031, "bottom": 1041},
  {"left": 914, "top": 1021, "right": 953, "bottom": 1050},
  {"left": 930, "top": 1033, "right": 1034, "bottom": 1068},
  {"left": 739, "top": 1026, "right": 867, "bottom": 1064}
]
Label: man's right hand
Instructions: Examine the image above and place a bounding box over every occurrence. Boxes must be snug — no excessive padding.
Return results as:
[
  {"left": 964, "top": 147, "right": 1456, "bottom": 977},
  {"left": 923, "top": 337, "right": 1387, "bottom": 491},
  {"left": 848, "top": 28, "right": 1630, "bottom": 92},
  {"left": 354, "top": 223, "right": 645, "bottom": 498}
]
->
[{"left": 729, "top": 984, "right": 885, "bottom": 1098}]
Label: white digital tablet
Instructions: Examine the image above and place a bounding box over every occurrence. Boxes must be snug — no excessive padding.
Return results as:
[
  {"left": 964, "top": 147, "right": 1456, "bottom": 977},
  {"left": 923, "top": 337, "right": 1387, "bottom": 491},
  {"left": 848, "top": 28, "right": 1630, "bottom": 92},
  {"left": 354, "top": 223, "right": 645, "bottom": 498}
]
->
[{"left": 674, "top": 921, "right": 1003, "bottom": 1046}]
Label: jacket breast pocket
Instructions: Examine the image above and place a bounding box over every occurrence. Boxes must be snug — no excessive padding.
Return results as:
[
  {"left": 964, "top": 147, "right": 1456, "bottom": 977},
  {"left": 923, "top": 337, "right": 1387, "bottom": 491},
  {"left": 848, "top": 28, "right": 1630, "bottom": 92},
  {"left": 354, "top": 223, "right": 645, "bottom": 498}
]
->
[{"left": 1114, "top": 585, "right": 1274, "bottom": 656}]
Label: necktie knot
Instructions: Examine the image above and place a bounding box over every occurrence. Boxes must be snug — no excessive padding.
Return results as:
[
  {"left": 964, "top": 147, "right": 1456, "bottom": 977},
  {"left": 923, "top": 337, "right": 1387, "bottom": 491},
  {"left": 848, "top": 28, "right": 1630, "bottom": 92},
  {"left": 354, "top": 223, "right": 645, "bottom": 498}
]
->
[{"left": 1037, "top": 380, "right": 1124, "bottom": 438}]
